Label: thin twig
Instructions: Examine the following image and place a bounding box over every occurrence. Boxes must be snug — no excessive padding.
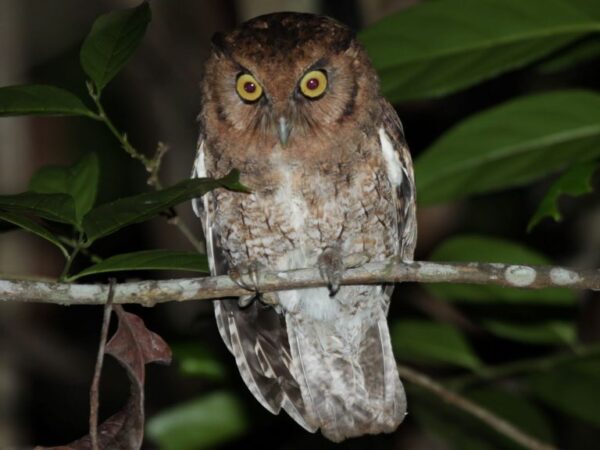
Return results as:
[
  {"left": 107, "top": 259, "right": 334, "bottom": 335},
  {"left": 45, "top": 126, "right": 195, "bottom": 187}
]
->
[
  {"left": 0, "top": 260, "right": 597, "bottom": 306},
  {"left": 147, "top": 141, "right": 169, "bottom": 189},
  {"left": 86, "top": 82, "right": 204, "bottom": 253},
  {"left": 88, "top": 82, "right": 152, "bottom": 170},
  {"left": 57, "top": 236, "right": 103, "bottom": 264},
  {"left": 167, "top": 214, "right": 205, "bottom": 253},
  {"left": 397, "top": 365, "right": 558, "bottom": 450},
  {"left": 89, "top": 279, "right": 116, "bottom": 450},
  {"left": 59, "top": 245, "right": 82, "bottom": 281}
]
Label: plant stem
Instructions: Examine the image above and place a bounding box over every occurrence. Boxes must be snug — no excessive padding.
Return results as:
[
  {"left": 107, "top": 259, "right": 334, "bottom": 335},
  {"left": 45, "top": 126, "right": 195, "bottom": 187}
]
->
[
  {"left": 87, "top": 82, "right": 152, "bottom": 170},
  {"left": 89, "top": 279, "right": 115, "bottom": 450},
  {"left": 398, "top": 365, "right": 558, "bottom": 450},
  {"left": 86, "top": 81, "right": 204, "bottom": 254},
  {"left": 58, "top": 236, "right": 103, "bottom": 264},
  {"left": 167, "top": 215, "right": 205, "bottom": 253},
  {"left": 60, "top": 246, "right": 81, "bottom": 281}
]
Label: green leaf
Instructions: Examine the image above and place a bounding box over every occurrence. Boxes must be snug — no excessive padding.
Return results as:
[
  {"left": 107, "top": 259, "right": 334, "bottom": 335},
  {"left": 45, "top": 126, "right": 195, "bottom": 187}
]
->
[
  {"left": 80, "top": 2, "right": 152, "bottom": 91},
  {"left": 0, "top": 192, "right": 77, "bottom": 225},
  {"left": 428, "top": 235, "right": 575, "bottom": 304},
  {"left": 538, "top": 37, "right": 600, "bottom": 74},
  {"left": 69, "top": 250, "right": 208, "bottom": 281},
  {"left": 29, "top": 153, "right": 100, "bottom": 224},
  {"left": 392, "top": 320, "right": 481, "bottom": 370},
  {"left": 0, "top": 85, "right": 97, "bottom": 118},
  {"left": 415, "top": 91, "right": 600, "bottom": 205},
  {"left": 530, "top": 358, "right": 600, "bottom": 426},
  {"left": 528, "top": 162, "right": 597, "bottom": 231},
  {"left": 358, "top": 0, "right": 600, "bottom": 103},
  {"left": 481, "top": 320, "right": 576, "bottom": 345},
  {"left": 172, "top": 342, "right": 227, "bottom": 380},
  {"left": 0, "top": 210, "right": 69, "bottom": 258},
  {"left": 83, "top": 170, "right": 247, "bottom": 244},
  {"left": 146, "top": 391, "right": 248, "bottom": 450}
]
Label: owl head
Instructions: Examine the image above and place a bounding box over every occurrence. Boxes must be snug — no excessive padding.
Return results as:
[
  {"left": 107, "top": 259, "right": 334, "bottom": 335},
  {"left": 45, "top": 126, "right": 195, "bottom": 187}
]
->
[{"left": 200, "top": 12, "right": 379, "bottom": 153}]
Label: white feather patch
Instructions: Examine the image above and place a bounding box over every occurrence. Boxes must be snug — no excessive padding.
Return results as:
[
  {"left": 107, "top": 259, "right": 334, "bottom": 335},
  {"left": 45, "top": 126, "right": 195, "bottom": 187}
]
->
[
  {"left": 191, "top": 142, "right": 207, "bottom": 217},
  {"left": 378, "top": 128, "right": 403, "bottom": 187},
  {"left": 191, "top": 141, "right": 216, "bottom": 274}
]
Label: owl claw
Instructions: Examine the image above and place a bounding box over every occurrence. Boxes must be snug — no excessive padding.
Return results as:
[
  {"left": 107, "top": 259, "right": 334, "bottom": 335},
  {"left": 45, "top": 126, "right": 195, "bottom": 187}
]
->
[
  {"left": 318, "top": 246, "right": 344, "bottom": 296},
  {"left": 230, "top": 260, "right": 278, "bottom": 307},
  {"left": 238, "top": 294, "right": 256, "bottom": 308},
  {"left": 230, "top": 260, "right": 264, "bottom": 291},
  {"left": 343, "top": 252, "right": 370, "bottom": 269}
]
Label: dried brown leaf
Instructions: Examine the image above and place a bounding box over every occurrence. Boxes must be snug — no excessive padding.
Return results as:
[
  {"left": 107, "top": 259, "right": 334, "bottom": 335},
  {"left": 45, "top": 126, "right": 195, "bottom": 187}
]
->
[{"left": 35, "top": 305, "right": 171, "bottom": 450}]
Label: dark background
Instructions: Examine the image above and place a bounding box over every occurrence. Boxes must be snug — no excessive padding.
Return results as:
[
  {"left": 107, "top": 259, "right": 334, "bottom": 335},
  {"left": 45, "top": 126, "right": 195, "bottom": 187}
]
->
[{"left": 0, "top": 0, "right": 598, "bottom": 449}]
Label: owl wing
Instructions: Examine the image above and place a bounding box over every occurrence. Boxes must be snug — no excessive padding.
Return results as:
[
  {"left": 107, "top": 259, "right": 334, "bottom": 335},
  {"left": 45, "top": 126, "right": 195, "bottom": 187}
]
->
[
  {"left": 191, "top": 140, "right": 229, "bottom": 277},
  {"left": 380, "top": 100, "right": 417, "bottom": 261},
  {"left": 191, "top": 139, "right": 317, "bottom": 432},
  {"left": 377, "top": 101, "right": 417, "bottom": 308}
]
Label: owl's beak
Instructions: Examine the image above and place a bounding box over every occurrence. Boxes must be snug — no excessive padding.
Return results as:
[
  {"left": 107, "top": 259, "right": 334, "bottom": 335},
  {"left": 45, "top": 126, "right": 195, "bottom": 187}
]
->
[{"left": 277, "top": 117, "right": 291, "bottom": 147}]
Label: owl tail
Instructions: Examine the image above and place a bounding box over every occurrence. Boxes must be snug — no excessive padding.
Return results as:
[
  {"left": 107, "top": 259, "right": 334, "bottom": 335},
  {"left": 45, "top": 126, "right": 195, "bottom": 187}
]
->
[{"left": 284, "top": 303, "right": 407, "bottom": 442}]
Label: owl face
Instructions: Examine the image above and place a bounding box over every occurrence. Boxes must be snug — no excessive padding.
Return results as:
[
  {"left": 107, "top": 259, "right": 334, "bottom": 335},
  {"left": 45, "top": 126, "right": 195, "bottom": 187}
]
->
[{"left": 201, "top": 13, "right": 379, "bottom": 152}]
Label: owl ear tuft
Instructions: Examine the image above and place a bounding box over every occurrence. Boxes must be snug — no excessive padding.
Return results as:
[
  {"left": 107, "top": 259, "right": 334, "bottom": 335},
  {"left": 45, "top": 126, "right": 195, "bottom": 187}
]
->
[
  {"left": 334, "top": 29, "right": 356, "bottom": 53},
  {"left": 211, "top": 32, "right": 230, "bottom": 57}
]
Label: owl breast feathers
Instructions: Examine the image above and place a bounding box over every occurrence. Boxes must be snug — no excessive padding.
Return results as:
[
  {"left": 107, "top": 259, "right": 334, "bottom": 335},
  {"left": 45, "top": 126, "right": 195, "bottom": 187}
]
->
[{"left": 192, "top": 12, "right": 416, "bottom": 442}]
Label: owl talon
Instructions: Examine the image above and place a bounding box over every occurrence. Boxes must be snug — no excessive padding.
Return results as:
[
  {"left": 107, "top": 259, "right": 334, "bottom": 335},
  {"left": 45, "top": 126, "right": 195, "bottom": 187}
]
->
[
  {"left": 230, "top": 260, "right": 265, "bottom": 292},
  {"left": 343, "top": 252, "right": 370, "bottom": 269},
  {"left": 318, "top": 246, "right": 344, "bottom": 296},
  {"left": 238, "top": 294, "right": 257, "bottom": 308},
  {"left": 259, "top": 292, "right": 279, "bottom": 306},
  {"left": 231, "top": 261, "right": 278, "bottom": 307}
]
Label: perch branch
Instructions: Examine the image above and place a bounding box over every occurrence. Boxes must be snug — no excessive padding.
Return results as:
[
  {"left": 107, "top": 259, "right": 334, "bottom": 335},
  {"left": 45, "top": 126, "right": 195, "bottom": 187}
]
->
[
  {"left": 397, "top": 365, "right": 557, "bottom": 450},
  {"left": 0, "top": 261, "right": 597, "bottom": 306}
]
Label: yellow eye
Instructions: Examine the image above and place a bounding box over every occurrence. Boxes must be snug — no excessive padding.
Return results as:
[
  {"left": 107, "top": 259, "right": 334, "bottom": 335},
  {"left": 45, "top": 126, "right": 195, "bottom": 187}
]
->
[
  {"left": 299, "top": 70, "right": 328, "bottom": 98},
  {"left": 236, "top": 73, "right": 263, "bottom": 102}
]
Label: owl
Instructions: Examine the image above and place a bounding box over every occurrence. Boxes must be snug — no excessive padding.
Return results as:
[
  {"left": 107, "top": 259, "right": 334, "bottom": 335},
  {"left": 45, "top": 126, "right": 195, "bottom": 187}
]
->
[{"left": 192, "top": 12, "right": 416, "bottom": 442}]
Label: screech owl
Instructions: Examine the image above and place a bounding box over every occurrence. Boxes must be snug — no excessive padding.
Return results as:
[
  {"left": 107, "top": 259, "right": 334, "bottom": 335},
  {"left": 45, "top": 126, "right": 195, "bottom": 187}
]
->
[{"left": 192, "top": 12, "right": 417, "bottom": 442}]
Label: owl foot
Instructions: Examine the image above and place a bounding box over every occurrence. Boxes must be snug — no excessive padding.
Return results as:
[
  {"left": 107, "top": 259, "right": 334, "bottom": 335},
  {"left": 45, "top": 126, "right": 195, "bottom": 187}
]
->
[
  {"left": 230, "top": 260, "right": 278, "bottom": 308},
  {"left": 343, "top": 252, "right": 370, "bottom": 269},
  {"left": 318, "top": 246, "right": 344, "bottom": 296},
  {"left": 318, "top": 249, "right": 371, "bottom": 295}
]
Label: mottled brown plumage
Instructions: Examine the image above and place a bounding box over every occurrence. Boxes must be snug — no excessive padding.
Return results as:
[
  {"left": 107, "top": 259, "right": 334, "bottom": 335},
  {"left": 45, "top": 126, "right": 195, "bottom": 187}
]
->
[{"left": 193, "top": 12, "right": 416, "bottom": 442}]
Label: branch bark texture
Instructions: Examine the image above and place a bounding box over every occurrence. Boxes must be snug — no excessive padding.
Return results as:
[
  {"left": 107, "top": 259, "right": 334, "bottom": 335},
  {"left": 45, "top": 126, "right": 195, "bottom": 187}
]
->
[{"left": 0, "top": 261, "right": 598, "bottom": 306}]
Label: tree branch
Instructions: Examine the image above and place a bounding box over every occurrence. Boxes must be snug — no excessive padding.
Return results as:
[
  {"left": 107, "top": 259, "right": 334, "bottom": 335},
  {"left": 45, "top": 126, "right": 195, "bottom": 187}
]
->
[
  {"left": 397, "top": 365, "right": 558, "bottom": 450},
  {"left": 0, "top": 261, "right": 598, "bottom": 306}
]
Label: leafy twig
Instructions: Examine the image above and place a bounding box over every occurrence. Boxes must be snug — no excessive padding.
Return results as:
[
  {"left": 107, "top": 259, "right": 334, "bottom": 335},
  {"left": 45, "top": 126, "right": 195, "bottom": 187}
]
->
[
  {"left": 147, "top": 141, "right": 169, "bottom": 189},
  {"left": 57, "top": 236, "right": 103, "bottom": 264},
  {"left": 59, "top": 236, "right": 84, "bottom": 281},
  {"left": 1, "top": 260, "right": 598, "bottom": 306},
  {"left": 90, "top": 279, "right": 116, "bottom": 450},
  {"left": 86, "top": 81, "right": 203, "bottom": 253},
  {"left": 397, "top": 365, "right": 558, "bottom": 450},
  {"left": 87, "top": 82, "right": 152, "bottom": 170}
]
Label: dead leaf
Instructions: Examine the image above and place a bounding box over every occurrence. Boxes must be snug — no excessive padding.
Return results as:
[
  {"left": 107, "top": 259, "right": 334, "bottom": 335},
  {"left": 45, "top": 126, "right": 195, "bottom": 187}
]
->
[{"left": 36, "top": 305, "right": 171, "bottom": 450}]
